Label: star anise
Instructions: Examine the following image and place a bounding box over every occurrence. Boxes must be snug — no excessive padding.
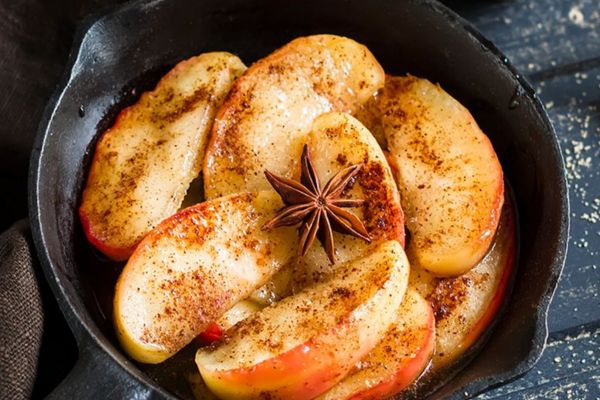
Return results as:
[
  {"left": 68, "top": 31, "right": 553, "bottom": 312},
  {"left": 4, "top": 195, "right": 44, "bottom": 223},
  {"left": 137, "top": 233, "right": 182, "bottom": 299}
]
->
[{"left": 263, "top": 144, "right": 371, "bottom": 264}]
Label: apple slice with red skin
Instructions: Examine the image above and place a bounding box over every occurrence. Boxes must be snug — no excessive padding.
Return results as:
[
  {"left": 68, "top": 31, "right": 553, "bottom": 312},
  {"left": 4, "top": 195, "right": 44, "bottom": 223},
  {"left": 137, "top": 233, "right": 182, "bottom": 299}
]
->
[
  {"left": 203, "top": 34, "right": 385, "bottom": 199},
  {"left": 410, "top": 198, "right": 516, "bottom": 368},
  {"left": 201, "top": 111, "right": 406, "bottom": 341},
  {"left": 362, "top": 75, "right": 504, "bottom": 277},
  {"left": 113, "top": 191, "right": 297, "bottom": 364},
  {"left": 196, "top": 300, "right": 263, "bottom": 345},
  {"left": 286, "top": 112, "right": 405, "bottom": 291},
  {"left": 196, "top": 241, "right": 410, "bottom": 400},
  {"left": 317, "top": 288, "right": 435, "bottom": 400},
  {"left": 80, "top": 52, "right": 246, "bottom": 260}
]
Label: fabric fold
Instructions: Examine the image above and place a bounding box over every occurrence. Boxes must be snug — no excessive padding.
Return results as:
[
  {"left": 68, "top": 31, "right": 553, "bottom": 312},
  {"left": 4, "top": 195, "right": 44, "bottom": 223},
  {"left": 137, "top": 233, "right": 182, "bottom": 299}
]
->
[{"left": 0, "top": 220, "right": 43, "bottom": 400}]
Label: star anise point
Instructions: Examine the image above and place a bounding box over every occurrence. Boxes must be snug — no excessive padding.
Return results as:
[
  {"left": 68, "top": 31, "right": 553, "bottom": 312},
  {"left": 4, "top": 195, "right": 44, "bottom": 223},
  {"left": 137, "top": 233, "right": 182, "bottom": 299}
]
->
[{"left": 264, "top": 144, "right": 371, "bottom": 264}]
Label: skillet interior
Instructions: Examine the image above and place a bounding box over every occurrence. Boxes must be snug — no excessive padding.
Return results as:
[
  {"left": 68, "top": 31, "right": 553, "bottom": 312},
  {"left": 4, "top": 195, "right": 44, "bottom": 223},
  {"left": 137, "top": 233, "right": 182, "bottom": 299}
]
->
[{"left": 29, "top": 0, "right": 569, "bottom": 398}]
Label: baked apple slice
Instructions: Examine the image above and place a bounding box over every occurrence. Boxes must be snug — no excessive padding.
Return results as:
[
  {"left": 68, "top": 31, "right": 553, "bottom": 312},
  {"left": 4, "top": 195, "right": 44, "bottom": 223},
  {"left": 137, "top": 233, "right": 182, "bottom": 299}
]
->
[
  {"left": 80, "top": 52, "right": 246, "bottom": 260},
  {"left": 288, "top": 112, "right": 405, "bottom": 289},
  {"left": 317, "top": 288, "right": 435, "bottom": 400},
  {"left": 114, "top": 191, "right": 297, "bottom": 364},
  {"left": 196, "top": 300, "right": 263, "bottom": 345},
  {"left": 246, "top": 112, "right": 405, "bottom": 302},
  {"left": 200, "top": 111, "right": 405, "bottom": 336},
  {"left": 196, "top": 240, "right": 410, "bottom": 400},
  {"left": 370, "top": 75, "right": 504, "bottom": 276},
  {"left": 203, "top": 34, "right": 385, "bottom": 199},
  {"left": 410, "top": 199, "right": 516, "bottom": 368},
  {"left": 215, "top": 300, "right": 262, "bottom": 331}
]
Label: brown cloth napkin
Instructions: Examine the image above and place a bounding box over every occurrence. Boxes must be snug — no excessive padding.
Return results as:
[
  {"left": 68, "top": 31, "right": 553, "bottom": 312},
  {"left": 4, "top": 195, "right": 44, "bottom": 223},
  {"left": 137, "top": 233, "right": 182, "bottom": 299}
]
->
[
  {"left": 0, "top": 220, "right": 79, "bottom": 399},
  {"left": 0, "top": 220, "right": 43, "bottom": 400}
]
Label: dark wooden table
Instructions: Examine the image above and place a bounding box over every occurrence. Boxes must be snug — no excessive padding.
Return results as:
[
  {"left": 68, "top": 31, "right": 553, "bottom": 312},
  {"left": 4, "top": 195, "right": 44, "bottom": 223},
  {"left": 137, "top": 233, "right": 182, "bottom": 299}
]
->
[
  {"left": 0, "top": 0, "right": 598, "bottom": 398},
  {"left": 444, "top": 0, "right": 600, "bottom": 398}
]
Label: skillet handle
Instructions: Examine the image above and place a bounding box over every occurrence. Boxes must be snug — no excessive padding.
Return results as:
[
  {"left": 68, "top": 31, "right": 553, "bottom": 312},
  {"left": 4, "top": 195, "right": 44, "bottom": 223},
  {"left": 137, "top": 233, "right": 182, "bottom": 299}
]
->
[{"left": 45, "top": 341, "right": 154, "bottom": 399}]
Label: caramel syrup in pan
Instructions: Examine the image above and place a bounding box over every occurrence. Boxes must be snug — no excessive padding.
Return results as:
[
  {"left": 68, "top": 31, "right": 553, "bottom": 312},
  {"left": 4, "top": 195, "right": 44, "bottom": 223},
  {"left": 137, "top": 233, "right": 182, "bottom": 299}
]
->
[{"left": 77, "top": 184, "right": 518, "bottom": 400}]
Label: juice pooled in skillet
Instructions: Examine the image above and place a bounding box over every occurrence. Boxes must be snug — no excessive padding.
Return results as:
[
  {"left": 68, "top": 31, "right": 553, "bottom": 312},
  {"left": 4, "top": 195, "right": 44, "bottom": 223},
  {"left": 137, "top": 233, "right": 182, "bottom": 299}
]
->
[{"left": 78, "top": 34, "right": 516, "bottom": 400}]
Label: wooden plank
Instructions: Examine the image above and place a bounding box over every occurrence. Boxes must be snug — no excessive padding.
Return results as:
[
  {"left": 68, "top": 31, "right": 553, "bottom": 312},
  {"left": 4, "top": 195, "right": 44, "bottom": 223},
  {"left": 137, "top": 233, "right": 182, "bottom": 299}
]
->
[
  {"left": 444, "top": 0, "right": 600, "bottom": 74},
  {"left": 476, "top": 326, "right": 600, "bottom": 399},
  {"left": 532, "top": 65, "right": 600, "bottom": 333}
]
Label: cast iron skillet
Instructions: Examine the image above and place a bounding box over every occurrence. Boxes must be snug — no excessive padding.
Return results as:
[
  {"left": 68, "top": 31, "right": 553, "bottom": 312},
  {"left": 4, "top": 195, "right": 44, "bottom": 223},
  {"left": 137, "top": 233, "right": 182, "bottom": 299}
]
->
[{"left": 29, "top": 0, "right": 569, "bottom": 398}]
